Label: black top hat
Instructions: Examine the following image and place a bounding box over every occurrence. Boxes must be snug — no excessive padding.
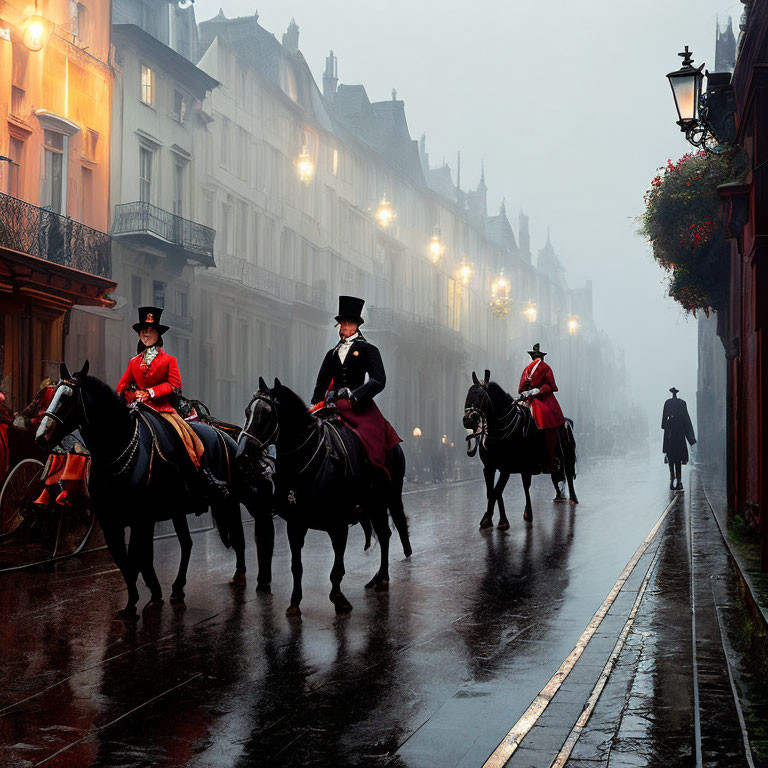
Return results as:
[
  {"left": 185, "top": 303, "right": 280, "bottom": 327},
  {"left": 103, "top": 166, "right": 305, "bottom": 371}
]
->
[
  {"left": 528, "top": 343, "right": 547, "bottom": 359},
  {"left": 335, "top": 295, "right": 365, "bottom": 326},
  {"left": 132, "top": 306, "right": 169, "bottom": 335},
  {"left": 669, "top": 387, "right": 679, "bottom": 394}
]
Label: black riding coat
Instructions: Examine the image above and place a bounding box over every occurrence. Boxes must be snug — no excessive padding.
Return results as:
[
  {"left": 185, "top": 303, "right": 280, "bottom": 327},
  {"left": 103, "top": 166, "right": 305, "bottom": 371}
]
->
[
  {"left": 311, "top": 335, "right": 386, "bottom": 406},
  {"left": 661, "top": 396, "right": 696, "bottom": 464}
]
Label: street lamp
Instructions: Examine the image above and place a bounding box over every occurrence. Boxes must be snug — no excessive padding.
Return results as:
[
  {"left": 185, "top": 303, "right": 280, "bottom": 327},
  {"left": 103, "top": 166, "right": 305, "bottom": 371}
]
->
[
  {"left": 375, "top": 194, "right": 394, "bottom": 228},
  {"left": 412, "top": 427, "right": 422, "bottom": 437},
  {"left": 457, "top": 258, "right": 473, "bottom": 286},
  {"left": 524, "top": 300, "right": 537, "bottom": 323},
  {"left": 568, "top": 316, "right": 579, "bottom": 336},
  {"left": 490, "top": 269, "right": 511, "bottom": 317},
  {"left": 22, "top": 2, "right": 54, "bottom": 52},
  {"left": 296, "top": 145, "right": 315, "bottom": 186},
  {"left": 428, "top": 227, "right": 444, "bottom": 264},
  {"left": 666, "top": 46, "right": 736, "bottom": 152}
]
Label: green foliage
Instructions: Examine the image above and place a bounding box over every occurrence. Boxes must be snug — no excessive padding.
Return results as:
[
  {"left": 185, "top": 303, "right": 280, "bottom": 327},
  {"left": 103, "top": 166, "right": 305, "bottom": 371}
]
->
[{"left": 640, "top": 151, "right": 745, "bottom": 314}]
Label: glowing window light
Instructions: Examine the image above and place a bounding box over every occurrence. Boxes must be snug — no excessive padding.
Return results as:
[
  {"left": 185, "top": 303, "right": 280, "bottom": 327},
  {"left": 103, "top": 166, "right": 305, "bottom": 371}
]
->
[
  {"left": 428, "top": 227, "right": 444, "bottom": 264},
  {"left": 296, "top": 145, "right": 315, "bottom": 186}
]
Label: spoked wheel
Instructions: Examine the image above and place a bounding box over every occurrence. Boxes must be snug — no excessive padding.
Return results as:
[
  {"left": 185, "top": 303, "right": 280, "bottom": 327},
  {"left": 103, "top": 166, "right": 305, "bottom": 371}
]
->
[{"left": 0, "top": 459, "right": 44, "bottom": 537}]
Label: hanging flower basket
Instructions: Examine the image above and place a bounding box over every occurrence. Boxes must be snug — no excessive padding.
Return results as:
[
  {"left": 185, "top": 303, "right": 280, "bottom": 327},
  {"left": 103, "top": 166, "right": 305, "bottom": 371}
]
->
[{"left": 640, "top": 150, "right": 746, "bottom": 314}]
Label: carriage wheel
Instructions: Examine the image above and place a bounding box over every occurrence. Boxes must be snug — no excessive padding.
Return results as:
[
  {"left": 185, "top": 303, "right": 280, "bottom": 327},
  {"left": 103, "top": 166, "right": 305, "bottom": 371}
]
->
[{"left": 0, "top": 459, "right": 45, "bottom": 537}]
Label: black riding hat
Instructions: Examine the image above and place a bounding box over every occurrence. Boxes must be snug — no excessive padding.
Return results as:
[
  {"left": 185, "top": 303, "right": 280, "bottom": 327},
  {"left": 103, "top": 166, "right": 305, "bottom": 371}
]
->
[
  {"left": 528, "top": 343, "right": 547, "bottom": 359},
  {"left": 132, "top": 306, "right": 169, "bottom": 335},
  {"left": 335, "top": 295, "right": 365, "bottom": 326}
]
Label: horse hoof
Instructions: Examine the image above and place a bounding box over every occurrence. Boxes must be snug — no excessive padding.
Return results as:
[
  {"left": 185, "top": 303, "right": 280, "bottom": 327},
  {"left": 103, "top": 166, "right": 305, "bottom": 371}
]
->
[
  {"left": 144, "top": 599, "right": 164, "bottom": 612},
  {"left": 496, "top": 521, "right": 510, "bottom": 531},
  {"left": 170, "top": 593, "right": 185, "bottom": 606},
  {"left": 256, "top": 582, "right": 272, "bottom": 594},
  {"left": 402, "top": 544, "right": 413, "bottom": 558},
  {"left": 523, "top": 509, "right": 532, "bottom": 522},
  {"left": 373, "top": 580, "right": 389, "bottom": 593},
  {"left": 479, "top": 518, "right": 494, "bottom": 530},
  {"left": 232, "top": 571, "right": 247, "bottom": 586},
  {"left": 332, "top": 596, "right": 353, "bottom": 613},
  {"left": 286, "top": 605, "right": 301, "bottom": 617},
  {"left": 553, "top": 497, "right": 566, "bottom": 503},
  {"left": 117, "top": 608, "right": 139, "bottom": 622},
  {"left": 569, "top": 497, "right": 579, "bottom": 505}
]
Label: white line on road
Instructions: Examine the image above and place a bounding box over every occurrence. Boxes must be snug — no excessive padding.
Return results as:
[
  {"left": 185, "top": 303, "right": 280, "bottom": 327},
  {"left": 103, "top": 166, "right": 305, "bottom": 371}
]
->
[{"left": 483, "top": 494, "right": 680, "bottom": 768}]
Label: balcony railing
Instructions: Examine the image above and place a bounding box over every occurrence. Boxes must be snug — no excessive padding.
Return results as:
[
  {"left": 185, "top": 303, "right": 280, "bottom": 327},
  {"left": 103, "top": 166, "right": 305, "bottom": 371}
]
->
[
  {"left": 111, "top": 201, "right": 215, "bottom": 267},
  {"left": 0, "top": 191, "right": 111, "bottom": 278}
]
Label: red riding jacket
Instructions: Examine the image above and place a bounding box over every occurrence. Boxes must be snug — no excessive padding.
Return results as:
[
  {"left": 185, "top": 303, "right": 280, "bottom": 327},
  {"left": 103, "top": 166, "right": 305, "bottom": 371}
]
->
[
  {"left": 518, "top": 358, "right": 565, "bottom": 430},
  {"left": 116, "top": 348, "right": 181, "bottom": 414}
]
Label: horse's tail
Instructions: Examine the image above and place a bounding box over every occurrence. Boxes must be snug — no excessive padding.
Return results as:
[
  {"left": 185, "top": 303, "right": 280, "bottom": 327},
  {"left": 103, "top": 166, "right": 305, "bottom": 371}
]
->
[
  {"left": 360, "top": 514, "right": 374, "bottom": 551},
  {"left": 386, "top": 445, "right": 411, "bottom": 557}
]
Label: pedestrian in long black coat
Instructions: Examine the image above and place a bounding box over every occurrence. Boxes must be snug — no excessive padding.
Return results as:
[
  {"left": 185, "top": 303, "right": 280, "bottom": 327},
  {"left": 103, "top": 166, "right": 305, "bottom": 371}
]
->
[{"left": 661, "top": 387, "right": 696, "bottom": 491}]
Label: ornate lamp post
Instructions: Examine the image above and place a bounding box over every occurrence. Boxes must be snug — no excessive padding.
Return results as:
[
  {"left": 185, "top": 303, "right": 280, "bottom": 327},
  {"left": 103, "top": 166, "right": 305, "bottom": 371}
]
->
[
  {"left": 524, "top": 300, "right": 537, "bottom": 324},
  {"left": 375, "top": 194, "right": 394, "bottom": 228},
  {"left": 457, "top": 258, "right": 473, "bottom": 286},
  {"left": 428, "top": 227, "right": 444, "bottom": 264},
  {"left": 22, "top": 1, "right": 54, "bottom": 51},
  {"left": 489, "top": 269, "right": 511, "bottom": 317},
  {"left": 296, "top": 145, "right": 315, "bottom": 186},
  {"left": 667, "top": 46, "right": 736, "bottom": 152}
]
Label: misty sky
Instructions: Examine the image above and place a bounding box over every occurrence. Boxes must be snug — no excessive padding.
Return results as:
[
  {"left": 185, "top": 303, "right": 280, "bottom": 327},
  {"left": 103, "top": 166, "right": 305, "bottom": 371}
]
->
[{"left": 193, "top": 0, "right": 742, "bottom": 426}]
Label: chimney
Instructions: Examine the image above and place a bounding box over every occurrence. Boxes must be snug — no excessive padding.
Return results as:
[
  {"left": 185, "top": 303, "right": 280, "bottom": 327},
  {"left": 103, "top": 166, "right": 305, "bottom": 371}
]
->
[
  {"left": 282, "top": 18, "right": 299, "bottom": 53},
  {"left": 519, "top": 210, "right": 531, "bottom": 258},
  {"left": 323, "top": 50, "right": 338, "bottom": 100}
]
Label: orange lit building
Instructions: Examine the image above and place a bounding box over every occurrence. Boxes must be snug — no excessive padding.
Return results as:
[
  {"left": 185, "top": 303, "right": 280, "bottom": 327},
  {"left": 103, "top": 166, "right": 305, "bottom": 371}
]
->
[{"left": 0, "top": 0, "right": 114, "bottom": 411}]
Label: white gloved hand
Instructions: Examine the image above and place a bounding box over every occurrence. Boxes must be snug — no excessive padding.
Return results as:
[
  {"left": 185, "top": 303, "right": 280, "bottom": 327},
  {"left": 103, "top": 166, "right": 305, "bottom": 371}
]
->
[
  {"left": 520, "top": 390, "right": 532, "bottom": 398},
  {"left": 529, "top": 388, "right": 540, "bottom": 396}
]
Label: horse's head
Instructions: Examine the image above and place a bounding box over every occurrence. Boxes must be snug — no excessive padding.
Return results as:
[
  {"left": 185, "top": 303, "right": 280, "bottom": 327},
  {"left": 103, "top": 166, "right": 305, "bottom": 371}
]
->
[
  {"left": 237, "top": 376, "right": 279, "bottom": 460},
  {"left": 35, "top": 360, "right": 89, "bottom": 449},
  {"left": 463, "top": 371, "right": 490, "bottom": 432}
]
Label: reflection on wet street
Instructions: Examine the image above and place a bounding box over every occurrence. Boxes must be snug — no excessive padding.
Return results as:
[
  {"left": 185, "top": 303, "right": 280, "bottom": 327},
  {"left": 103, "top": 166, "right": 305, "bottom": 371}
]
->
[{"left": 0, "top": 457, "right": 763, "bottom": 767}]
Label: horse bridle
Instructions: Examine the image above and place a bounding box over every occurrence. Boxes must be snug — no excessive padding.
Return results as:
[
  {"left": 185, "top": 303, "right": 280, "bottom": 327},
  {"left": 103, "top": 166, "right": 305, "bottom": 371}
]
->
[
  {"left": 464, "top": 385, "right": 526, "bottom": 454},
  {"left": 239, "top": 393, "right": 280, "bottom": 452},
  {"left": 43, "top": 377, "right": 90, "bottom": 431}
]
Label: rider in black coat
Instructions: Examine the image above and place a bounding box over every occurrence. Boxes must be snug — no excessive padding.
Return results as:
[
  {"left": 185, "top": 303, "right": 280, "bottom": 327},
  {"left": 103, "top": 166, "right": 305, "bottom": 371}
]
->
[
  {"left": 661, "top": 387, "right": 696, "bottom": 491},
  {"left": 311, "top": 334, "right": 386, "bottom": 406}
]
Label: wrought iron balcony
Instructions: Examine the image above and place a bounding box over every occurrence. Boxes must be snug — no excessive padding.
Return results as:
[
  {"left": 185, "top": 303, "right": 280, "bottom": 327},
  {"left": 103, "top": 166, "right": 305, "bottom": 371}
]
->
[
  {"left": 0, "top": 191, "right": 111, "bottom": 278},
  {"left": 294, "top": 281, "right": 331, "bottom": 311},
  {"left": 111, "top": 201, "right": 215, "bottom": 267}
]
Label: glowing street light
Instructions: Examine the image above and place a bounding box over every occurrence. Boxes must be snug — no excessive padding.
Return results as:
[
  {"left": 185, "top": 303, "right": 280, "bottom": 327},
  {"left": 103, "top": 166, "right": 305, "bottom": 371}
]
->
[
  {"left": 428, "top": 227, "right": 444, "bottom": 264},
  {"left": 22, "top": 2, "right": 54, "bottom": 52},
  {"left": 568, "top": 316, "right": 579, "bottom": 336},
  {"left": 524, "top": 301, "right": 537, "bottom": 323},
  {"left": 412, "top": 427, "right": 422, "bottom": 437},
  {"left": 490, "top": 269, "right": 511, "bottom": 317},
  {"left": 457, "top": 258, "right": 473, "bottom": 286},
  {"left": 375, "top": 194, "right": 394, "bottom": 228},
  {"left": 296, "top": 145, "right": 315, "bottom": 186}
]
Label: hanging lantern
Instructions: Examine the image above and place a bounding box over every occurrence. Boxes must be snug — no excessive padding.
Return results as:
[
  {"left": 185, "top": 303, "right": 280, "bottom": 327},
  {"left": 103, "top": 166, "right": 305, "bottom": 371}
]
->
[
  {"left": 412, "top": 427, "right": 422, "bottom": 437},
  {"left": 22, "top": 2, "right": 54, "bottom": 52},
  {"left": 375, "top": 194, "right": 394, "bottom": 228},
  {"left": 524, "top": 300, "right": 537, "bottom": 323},
  {"left": 296, "top": 145, "right": 315, "bottom": 186},
  {"left": 457, "top": 258, "right": 474, "bottom": 286},
  {"left": 428, "top": 227, "right": 444, "bottom": 264},
  {"left": 568, "top": 316, "right": 579, "bottom": 336},
  {"left": 490, "top": 269, "right": 511, "bottom": 317}
]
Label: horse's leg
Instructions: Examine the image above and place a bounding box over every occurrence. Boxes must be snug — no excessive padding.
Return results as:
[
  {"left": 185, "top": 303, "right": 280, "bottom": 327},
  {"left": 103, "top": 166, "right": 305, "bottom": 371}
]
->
[
  {"left": 329, "top": 525, "right": 353, "bottom": 613},
  {"left": 104, "top": 522, "right": 140, "bottom": 621},
  {"left": 286, "top": 520, "right": 306, "bottom": 616},
  {"left": 365, "top": 504, "right": 391, "bottom": 591},
  {"left": 253, "top": 507, "right": 275, "bottom": 593},
  {"left": 567, "top": 464, "right": 579, "bottom": 504},
  {"left": 170, "top": 514, "right": 192, "bottom": 605},
  {"left": 133, "top": 519, "right": 163, "bottom": 611},
  {"left": 495, "top": 472, "right": 511, "bottom": 530},
  {"left": 386, "top": 448, "right": 411, "bottom": 557},
  {"left": 479, "top": 464, "right": 496, "bottom": 529},
  {"left": 522, "top": 472, "right": 533, "bottom": 522},
  {"left": 228, "top": 504, "right": 247, "bottom": 586}
]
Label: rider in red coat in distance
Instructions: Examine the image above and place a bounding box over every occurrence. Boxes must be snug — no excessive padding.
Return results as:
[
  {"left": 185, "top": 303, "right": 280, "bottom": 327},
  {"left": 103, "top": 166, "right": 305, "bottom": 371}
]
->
[{"left": 519, "top": 343, "right": 565, "bottom": 470}]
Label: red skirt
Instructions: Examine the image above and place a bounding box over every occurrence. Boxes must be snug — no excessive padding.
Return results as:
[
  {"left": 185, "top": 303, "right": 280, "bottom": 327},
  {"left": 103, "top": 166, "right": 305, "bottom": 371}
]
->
[{"left": 334, "top": 399, "right": 401, "bottom": 478}]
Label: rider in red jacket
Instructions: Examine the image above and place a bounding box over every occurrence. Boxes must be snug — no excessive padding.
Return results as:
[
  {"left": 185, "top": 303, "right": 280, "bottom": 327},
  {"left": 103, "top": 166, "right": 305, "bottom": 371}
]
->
[{"left": 519, "top": 343, "right": 565, "bottom": 470}]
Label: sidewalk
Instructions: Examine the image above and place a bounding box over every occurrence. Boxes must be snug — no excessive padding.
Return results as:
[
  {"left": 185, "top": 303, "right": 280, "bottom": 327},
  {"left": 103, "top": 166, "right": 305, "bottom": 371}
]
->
[{"left": 562, "top": 468, "right": 768, "bottom": 767}]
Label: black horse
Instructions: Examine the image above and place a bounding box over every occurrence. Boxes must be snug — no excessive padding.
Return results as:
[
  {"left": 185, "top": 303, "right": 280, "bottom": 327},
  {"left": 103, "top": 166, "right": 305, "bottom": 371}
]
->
[
  {"left": 463, "top": 371, "right": 578, "bottom": 527},
  {"left": 35, "top": 362, "right": 274, "bottom": 619},
  {"left": 236, "top": 378, "right": 410, "bottom": 616}
]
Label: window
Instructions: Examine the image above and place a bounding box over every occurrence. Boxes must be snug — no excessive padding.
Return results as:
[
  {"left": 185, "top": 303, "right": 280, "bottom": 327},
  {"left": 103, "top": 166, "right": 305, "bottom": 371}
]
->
[
  {"left": 7, "top": 137, "right": 23, "bottom": 197},
  {"left": 220, "top": 119, "right": 230, "bottom": 168},
  {"left": 11, "top": 86, "right": 24, "bottom": 116},
  {"left": 153, "top": 280, "right": 166, "bottom": 307},
  {"left": 175, "top": 290, "right": 188, "bottom": 317},
  {"left": 279, "top": 60, "right": 297, "bottom": 102},
  {"left": 173, "top": 159, "right": 185, "bottom": 217},
  {"left": 236, "top": 200, "right": 248, "bottom": 255},
  {"left": 173, "top": 90, "right": 187, "bottom": 124},
  {"left": 80, "top": 166, "right": 93, "bottom": 223},
  {"left": 204, "top": 190, "right": 214, "bottom": 227},
  {"left": 220, "top": 202, "right": 231, "bottom": 254},
  {"left": 332, "top": 148, "right": 339, "bottom": 176},
  {"left": 131, "top": 275, "right": 143, "bottom": 306},
  {"left": 70, "top": 1, "right": 88, "bottom": 43},
  {"left": 42, "top": 130, "right": 64, "bottom": 213},
  {"left": 82, "top": 128, "right": 99, "bottom": 161},
  {"left": 140, "top": 64, "right": 153, "bottom": 105},
  {"left": 139, "top": 146, "right": 153, "bottom": 203}
]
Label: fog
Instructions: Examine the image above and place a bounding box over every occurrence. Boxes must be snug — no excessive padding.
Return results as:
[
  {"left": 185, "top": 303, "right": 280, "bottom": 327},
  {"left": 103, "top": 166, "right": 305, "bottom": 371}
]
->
[{"left": 194, "top": 0, "right": 741, "bottom": 430}]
